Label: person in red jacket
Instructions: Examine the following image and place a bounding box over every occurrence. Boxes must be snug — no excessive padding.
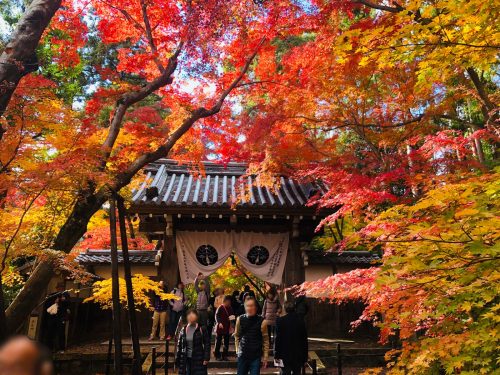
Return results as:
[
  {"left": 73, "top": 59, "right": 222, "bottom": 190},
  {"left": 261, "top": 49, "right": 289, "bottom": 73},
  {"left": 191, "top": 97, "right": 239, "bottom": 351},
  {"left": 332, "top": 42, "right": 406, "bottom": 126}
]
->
[{"left": 214, "top": 295, "right": 235, "bottom": 360}]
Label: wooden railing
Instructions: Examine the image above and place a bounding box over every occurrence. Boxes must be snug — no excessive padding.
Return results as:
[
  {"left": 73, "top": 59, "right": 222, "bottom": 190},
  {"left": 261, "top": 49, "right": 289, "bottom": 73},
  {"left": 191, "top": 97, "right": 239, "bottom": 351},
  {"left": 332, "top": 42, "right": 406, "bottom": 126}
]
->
[{"left": 143, "top": 340, "right": 170, "bottom": 375}]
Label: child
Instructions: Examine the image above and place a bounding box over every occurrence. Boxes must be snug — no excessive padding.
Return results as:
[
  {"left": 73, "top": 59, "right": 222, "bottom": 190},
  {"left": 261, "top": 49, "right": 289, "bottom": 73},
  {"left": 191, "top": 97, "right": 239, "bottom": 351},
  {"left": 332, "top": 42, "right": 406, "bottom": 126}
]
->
[{"left": 214, "top": 295, "right": 234, "bottom": 361}]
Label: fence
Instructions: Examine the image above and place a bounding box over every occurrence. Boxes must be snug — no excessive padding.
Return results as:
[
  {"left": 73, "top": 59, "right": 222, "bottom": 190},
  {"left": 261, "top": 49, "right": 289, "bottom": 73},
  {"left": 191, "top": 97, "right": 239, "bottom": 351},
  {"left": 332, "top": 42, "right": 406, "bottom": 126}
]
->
[{"left": 144, "top": 339, "right": 170, "bottom": 375}]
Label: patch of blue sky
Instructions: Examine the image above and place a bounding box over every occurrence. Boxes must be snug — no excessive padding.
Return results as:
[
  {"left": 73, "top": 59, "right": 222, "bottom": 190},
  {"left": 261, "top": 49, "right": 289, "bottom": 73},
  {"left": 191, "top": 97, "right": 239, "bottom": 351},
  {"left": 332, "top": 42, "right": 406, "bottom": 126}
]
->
[{"left": 292, "top": 0, "right": 320, "bottom": 15}]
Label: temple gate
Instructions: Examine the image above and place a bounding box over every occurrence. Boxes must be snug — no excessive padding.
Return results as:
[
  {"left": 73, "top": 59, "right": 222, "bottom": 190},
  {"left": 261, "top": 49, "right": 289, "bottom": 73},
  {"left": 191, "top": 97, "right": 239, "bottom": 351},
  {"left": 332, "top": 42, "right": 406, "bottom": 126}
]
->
[{"left": 128, "top": 159, "right": 331, "bottom": 289}]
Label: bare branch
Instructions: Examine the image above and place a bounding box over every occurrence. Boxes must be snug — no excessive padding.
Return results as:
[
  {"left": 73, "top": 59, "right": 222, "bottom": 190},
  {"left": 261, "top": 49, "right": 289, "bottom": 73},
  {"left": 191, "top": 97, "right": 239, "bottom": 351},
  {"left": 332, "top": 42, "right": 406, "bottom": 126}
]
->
[
  {"left": 353, "top": 0, "right": 403, "bottom": 13},
  {"left": 1, "top": 188, "right": 45, "bottom": 272},
  {"left": 140, "top": 0, "right": 165, "bottom": 73},
  {"left": 292, "top": 114, "right": 424, "bottom": 130}
]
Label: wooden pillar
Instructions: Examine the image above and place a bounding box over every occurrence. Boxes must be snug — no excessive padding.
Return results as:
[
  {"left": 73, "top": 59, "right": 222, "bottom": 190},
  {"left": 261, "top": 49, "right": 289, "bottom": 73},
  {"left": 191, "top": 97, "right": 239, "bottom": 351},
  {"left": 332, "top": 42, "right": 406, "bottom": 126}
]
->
[
  {"left": 160, "top": 215, "right": 180, "bottom": 290},
  {"left": 283, "top": 216, "right": 304, "bottom": 287}
]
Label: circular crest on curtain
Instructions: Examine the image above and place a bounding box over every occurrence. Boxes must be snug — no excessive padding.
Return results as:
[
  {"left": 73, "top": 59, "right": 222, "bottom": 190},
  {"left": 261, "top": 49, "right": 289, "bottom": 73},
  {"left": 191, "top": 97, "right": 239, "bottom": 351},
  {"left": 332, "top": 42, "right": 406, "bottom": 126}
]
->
[
  {"left": 196, "top": 244, "right": 218, "bottom": 266},
  {"left": 247, "top": 245, "right": 270, "bottom": 265}
]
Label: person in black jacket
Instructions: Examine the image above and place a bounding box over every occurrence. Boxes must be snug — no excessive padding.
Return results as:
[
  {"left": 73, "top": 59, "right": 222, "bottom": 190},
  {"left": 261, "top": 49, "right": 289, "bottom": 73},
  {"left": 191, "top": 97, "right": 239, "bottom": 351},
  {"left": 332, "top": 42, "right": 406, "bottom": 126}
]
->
[
  {"left": 294, "top": 295, "right": 308, "bottom": 321},
  {"left": 43, "top": 289, "right": 70, "bottom": 352},
  {"left": 175, "top": 310, "right": 210, "bottom": 375},
  {"left": 231, "top": 290, "right": 242, "bottom": 316},
  {"left": 235, "top": 297, "right": 269, "bottom": 375},
  {"left": 274, "top": 301, "right": 308, "bottom": 375}
]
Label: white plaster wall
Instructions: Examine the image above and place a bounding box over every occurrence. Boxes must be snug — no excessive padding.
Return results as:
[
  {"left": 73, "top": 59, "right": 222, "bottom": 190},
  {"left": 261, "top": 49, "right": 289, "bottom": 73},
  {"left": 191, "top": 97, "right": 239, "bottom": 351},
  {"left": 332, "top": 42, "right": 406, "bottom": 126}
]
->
[
  {"left": 92, "top": 265, "right": 157, "bottom": 279},
  {"left": 304, "top": 265, "right": 333, "bottom": 281}
]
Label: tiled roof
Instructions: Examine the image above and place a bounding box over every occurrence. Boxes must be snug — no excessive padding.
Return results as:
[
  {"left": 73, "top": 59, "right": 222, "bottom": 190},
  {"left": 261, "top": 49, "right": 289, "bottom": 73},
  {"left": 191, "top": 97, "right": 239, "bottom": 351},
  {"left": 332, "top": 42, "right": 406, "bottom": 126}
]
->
[
  {"left": 130, "top": 160, "right": 328, "bottom": 213},
  {"left": 305, "top": 250, "right": 381, "bottom": 265},
  {"left": 76, "top": 250, "right": 156, "bottom": 265}
]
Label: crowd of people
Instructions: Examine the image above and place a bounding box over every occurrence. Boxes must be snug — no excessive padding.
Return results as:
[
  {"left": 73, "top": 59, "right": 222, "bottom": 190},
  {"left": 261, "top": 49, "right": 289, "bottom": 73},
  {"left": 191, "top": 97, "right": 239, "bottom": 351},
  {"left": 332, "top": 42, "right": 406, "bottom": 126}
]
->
[
  {"left": 171, "top": 273, "right": 309, "bottom": 375},
  {"left": 0, "top": 274, "right": 308, "bottom": 375}
]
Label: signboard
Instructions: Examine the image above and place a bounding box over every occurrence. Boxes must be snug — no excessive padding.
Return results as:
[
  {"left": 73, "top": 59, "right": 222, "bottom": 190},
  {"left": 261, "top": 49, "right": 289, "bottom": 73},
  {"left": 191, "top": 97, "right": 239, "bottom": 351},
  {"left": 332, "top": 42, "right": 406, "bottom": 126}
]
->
[{"left": 27, "top": 315, "right": 39, "bottom": 340}]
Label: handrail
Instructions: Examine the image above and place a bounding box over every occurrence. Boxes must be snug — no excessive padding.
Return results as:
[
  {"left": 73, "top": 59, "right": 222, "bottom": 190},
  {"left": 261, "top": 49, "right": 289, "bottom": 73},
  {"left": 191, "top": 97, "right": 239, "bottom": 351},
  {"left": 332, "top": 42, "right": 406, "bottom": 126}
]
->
[
  {"left": 143, "top": 339, "right": 170, "bottom": 375},
  {"left": 142, "top": 351, "right": 153, "bottom": 374},
  {"left": 304, "top": 359, "right": 317, "bottom": 375},
  {"left": 304, "top": 344, "right": 342, "bottom": 374}
]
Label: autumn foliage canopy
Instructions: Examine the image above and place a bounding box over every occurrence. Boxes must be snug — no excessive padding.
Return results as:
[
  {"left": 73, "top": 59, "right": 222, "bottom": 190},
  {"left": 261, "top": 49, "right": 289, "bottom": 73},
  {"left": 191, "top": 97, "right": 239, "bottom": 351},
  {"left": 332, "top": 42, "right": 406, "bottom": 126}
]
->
[{"left": 0, "top": 0, "right": 498, "bottom": 373}]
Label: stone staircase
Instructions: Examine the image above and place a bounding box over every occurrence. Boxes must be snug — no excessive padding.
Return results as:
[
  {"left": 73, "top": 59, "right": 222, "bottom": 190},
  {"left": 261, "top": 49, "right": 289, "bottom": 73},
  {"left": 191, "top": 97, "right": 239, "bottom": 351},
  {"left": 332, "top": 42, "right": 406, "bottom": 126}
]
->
[
  {"left": 51, "top": 336, "right": 387, "bottom": 374},
  {"left": 139, "top": 336, "right": 374, "bottom": 374},
  {"left": 142, "top": 339, "right": 298, "bottom": 374}
]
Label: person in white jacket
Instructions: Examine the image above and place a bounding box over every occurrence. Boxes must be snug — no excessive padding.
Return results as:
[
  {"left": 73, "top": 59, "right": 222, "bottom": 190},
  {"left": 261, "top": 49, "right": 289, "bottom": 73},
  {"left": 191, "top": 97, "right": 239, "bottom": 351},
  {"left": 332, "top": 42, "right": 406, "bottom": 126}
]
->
[{"left": 168, "top": 282, "right": 186, "bottom": 340}]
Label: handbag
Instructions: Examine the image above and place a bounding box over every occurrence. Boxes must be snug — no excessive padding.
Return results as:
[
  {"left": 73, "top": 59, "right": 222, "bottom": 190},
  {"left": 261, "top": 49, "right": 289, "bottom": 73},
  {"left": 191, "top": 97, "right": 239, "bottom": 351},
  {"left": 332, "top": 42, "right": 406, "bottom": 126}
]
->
[{"left": 47, "top": 303, "right": 58, "bottom": 315}]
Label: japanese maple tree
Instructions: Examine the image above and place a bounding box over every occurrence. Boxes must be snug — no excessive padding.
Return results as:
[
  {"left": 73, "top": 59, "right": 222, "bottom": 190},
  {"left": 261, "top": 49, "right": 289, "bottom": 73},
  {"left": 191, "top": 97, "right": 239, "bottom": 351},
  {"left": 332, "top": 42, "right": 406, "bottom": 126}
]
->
[
  {"left": 0, "top": 0, "right": 295, "bottom": 334},
  {"left": 0, "top": 3, "right": 498, "bottom": 372},
  {"left": 211, "top": 0, "right": 499, "bottom": 373}
]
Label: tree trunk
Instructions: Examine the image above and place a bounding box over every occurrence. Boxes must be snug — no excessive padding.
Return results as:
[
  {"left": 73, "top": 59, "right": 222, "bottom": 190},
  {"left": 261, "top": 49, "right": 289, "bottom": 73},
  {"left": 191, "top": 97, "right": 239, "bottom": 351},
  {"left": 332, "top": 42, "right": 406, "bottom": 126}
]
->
[
  {"left": 5, "top": 259, "right": 54, "bottom": 334},
  {"left": 6, "top": 189, "right": 107, "bottom": 334},
  {"left": 472, "top": 135, "right": 486, "bottom": 165},
  {"left": 0, "top": 0, "right": 62, "bottom": 139},
  {"left": 0, "top": 276, "right": 8, "bottom": 342},
  {"left": 284, "top": 217, "right": 304, "bottom": 288}
]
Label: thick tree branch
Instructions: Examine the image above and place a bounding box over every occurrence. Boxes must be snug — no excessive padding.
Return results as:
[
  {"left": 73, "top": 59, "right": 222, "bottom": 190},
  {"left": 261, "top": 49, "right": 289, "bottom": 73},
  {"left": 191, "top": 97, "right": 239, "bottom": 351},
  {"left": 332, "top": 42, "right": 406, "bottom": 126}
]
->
[
  {"left": 113, "top": 38, "right": 265, "bottom": 186},
  {"left": 0, "top": 0, "right": 62, "bottom": 140},
  {"left": 99, "top": 42, "right": 183, "bottom": 165},
  {"left": 466, "top": 68, "right": 498, "bottom": 126}
]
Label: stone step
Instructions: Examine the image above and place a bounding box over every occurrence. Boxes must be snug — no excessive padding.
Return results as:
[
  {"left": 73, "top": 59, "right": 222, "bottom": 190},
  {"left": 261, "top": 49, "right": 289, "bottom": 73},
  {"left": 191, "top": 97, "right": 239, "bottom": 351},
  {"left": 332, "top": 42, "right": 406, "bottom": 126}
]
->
[
  {"left": 155, "top": 358, "right": 274, "bottom": 369},
  {"left": 208, "top": 369, "right": 280, "bottom": 374}
]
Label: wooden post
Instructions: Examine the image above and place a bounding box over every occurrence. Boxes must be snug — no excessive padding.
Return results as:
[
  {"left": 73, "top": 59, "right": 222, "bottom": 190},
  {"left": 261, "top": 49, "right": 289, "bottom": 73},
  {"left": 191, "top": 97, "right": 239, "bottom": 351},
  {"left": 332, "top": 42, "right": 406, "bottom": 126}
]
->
[
  {"left": 284, "top": 216, "right": 304, "bottom": 287},
  {"left": 117, "top": 197, "right": 142, "bottom": 375},
  {"left": 105, "top": 335, "right": 112, "bottom": 375},
  {"left": 336, "top": 343, "right": 342, "bottom": 375},
  {"left": 164, "top": 338, "right": 169, "bottom": 375},
  {"left": 160, "top": 215, "right": 179, "bottom": 290},
  {"left": 109, "top": 198, "right": 123, "bottom": 375},
  {"left": 151, "top": 347, "right": 157, "bottom": 375}
]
